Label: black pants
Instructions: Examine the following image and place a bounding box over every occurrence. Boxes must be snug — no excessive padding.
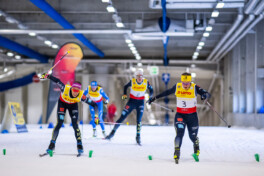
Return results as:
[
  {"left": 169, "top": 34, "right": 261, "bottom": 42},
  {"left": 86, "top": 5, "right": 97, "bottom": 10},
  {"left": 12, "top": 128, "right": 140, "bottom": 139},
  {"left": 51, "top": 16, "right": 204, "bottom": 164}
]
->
[
  {"left": 174, "top": 112, "right": 199, "bottom": 148},
  {"left": 113, "top": 99, "right": 144, "bottom": 135},
  {"left": 51, "top": 100, "right": 81, "bottom": 143}
]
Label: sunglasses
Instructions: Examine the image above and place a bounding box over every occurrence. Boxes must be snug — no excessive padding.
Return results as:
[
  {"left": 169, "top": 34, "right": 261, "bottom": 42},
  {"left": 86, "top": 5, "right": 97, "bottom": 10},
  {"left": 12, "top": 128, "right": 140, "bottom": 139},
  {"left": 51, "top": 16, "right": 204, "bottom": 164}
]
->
[
  {"left": 72, "top": 88, "right": 80, "bottom": 93},
  {"left": 136, "top": 75, "right": 143, "bottom": 78},
  {"left": 182, "top": 82, "right": 190, "bottom": 86}
]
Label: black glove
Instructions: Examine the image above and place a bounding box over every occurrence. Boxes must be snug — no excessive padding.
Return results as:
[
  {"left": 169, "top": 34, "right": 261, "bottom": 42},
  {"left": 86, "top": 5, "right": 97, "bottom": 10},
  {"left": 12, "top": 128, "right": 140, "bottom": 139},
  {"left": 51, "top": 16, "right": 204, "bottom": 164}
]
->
[
  {"left": 147, "top": 97, "right": 156, "bottom": 105},
  {"left": 201, "top": 93, "right": 211, "bottom": 100}
]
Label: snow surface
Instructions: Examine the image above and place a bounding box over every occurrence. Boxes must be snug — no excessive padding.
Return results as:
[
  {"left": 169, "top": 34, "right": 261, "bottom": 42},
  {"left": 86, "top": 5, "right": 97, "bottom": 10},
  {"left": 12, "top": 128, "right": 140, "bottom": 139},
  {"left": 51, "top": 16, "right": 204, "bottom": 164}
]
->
[{"left": 0, "top": 124, "right": 264, "bottom": 176}]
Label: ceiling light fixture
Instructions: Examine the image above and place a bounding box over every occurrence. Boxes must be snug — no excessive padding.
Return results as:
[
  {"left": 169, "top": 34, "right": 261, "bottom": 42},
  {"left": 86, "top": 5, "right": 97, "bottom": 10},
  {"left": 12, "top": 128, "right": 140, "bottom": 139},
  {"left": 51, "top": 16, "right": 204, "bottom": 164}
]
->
[
  {"left": 197, "top": 46, "right": 202, "bottom": 50},
  {"left": 101, "top": 0, "right": 111, "bottom": 3},
  {"left": 51, "top": 44, "right": 59, "bottom": 49},
  {"left": 136, "top": 56, "right": 141, "bottom": 60},
  {"left": 211, "top": 10, "right": 219, "bottom": 17},
  {"left": 216, "top": 2, "right": 225, "bottom": 9},
  {"left": 7, "top": 52, "right": 14, "bottom": 57},
  {"left": 132, "top": 50, "right": 138, "bottom": 54},
  {"left": 130, "top": 46, "right": 136, "bottom": 51},
  {"left": 198, "top": 42, "right": 205, "bottom": 46},
  {"left": 44, "top": 40, "right": 52, "bottom": 46},
  {"left": 116, "top": 22, "right": 124, "bottom": 28},
  {"left": 206, "top": 26, "right": 213, "bottom": 31},
  {"left": 15, "top": 55, "right": 21, "bottom": 59},
  {"left": 5, "top": 16, "right": 17, "bottom": 24},
  {"left": 203, "top": 32, "right": 210, "bottom": 37},
  {"left": 193, "top": 52, "right": 199, "bottom": 56},
  {"left": 191, "top": 64, "right": 196, "bottom": 68},
  {"left": 106, "top": 5, "right": 116, "bottom": 13},
  {"left": 28, "top": 32, "right": 36, "bottom": 36},
  {"left": 125, "top": 39, "right": 132, "bottom": 44}
]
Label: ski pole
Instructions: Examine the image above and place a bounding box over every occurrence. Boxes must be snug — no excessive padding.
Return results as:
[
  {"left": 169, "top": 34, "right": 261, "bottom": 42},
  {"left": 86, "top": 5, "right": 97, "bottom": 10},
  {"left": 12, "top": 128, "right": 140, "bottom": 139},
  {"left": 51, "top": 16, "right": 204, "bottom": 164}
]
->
[
  {"left": 205, "top": 100, "right": 231, "bottom": 128},
  {"left": 48, "top": 51, "right": 69, "bottom": 73},
  {"left": 151, "top": 102, "right": 174, "bottom": 112}
]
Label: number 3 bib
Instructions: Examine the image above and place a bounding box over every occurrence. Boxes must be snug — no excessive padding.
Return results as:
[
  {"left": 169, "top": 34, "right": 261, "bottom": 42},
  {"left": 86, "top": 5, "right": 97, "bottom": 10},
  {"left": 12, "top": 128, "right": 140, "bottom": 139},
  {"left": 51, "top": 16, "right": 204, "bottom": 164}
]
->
[{"left": 175, "top": 83, "right": 197, "bottom": 114}]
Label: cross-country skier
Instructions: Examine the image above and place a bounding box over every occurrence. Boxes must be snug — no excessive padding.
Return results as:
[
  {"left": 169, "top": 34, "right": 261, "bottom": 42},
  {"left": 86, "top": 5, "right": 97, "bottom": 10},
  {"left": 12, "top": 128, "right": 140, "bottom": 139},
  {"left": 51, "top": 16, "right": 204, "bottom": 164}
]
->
[
  {"left": 84, "top": 81, "right": 109, "bottom": 137},
  {"left": 147, "top": 72, "right": 211, "bottom": 164},
  {"left": 105, "top": 69, "right": 153, "bottom": 145},
  {"left": 41, "top": 73, "right": 98, "bottom": 155}
]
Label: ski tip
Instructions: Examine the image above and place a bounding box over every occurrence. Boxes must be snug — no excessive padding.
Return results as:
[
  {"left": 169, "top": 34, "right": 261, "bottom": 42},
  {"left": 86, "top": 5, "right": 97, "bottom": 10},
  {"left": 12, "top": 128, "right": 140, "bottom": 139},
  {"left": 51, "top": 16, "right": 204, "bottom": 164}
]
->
[{"left": 39, "top": 153, "right": 48, "bottom": 157}]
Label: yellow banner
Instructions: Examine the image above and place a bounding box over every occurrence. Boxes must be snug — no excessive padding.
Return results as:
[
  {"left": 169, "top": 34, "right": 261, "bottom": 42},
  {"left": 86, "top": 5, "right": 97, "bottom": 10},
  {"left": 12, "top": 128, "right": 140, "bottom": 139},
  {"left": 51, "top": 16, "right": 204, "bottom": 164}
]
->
[{"left": 8, "top": 102, "right": 25, "bottom": 125}]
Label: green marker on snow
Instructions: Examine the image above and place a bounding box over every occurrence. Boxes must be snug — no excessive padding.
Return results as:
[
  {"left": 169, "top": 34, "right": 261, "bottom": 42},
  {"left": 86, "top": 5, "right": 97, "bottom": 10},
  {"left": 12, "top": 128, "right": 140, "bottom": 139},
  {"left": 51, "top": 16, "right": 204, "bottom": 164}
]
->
[
  {"left": 89, "top": 150, "right": 93, "bottom": 158},
  {"left": 192, "top": 153, "right": 199, "bottom": 162},
  {"left": 148, "top": 155, "right": 152, "bottom": 160},
  {"left": 254, "top": 154, "right": 259, "bottom": 162}
]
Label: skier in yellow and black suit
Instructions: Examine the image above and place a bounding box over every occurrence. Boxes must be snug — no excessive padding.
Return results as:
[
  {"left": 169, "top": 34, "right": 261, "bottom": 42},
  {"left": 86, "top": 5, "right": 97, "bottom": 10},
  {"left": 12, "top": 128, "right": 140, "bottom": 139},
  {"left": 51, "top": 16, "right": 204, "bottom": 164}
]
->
[
  {"left": 41, "top": 73, "right": 98, "bottom": 155},
  {"left": 148, "top": 72, "right": 211, "bottom": 163},
  {"left": 105, "top": 69, "right": 153, "bottom": 145}
]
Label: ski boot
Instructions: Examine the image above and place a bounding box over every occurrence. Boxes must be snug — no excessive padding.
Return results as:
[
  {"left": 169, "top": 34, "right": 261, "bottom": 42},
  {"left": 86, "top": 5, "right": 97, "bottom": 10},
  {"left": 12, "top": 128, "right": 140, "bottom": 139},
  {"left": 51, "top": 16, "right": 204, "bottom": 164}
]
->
[
  {"left": 174, "top": 147, "right": 180, "bottom": 164},
  {"left": 77, "top": 141, "right": 84, "bottom": 154},
  {"left": 102, "top": 130, "right": 107, "bottom": 138},
  {"left": 105, "top": 130, "right": 116, "bottom": 140},
  {"left": 46, "top": 140, "right": 55, "bottom": 154},
  {"left": 93, "top": 129, "right": 97, "bottom": 137},
  {"left": 192, "top": 138, "right": 200, "bottom": 162},
  {"left": 136, "top": 134, "right": 141, "bottom": 146}
]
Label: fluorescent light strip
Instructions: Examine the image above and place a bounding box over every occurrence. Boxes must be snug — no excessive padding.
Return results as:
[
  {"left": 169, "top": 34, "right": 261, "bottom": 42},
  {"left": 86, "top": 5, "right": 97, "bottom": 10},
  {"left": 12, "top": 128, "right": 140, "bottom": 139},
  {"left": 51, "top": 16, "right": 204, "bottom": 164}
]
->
[
  {"left": 44, "top": 40, "right": 52, "bottom": 46},
  {"left": 130, "top": 46, "right": 136, "bottom": 51},
  {"left": 136, "top": 56, "right": 141, "bottom": 60},
  {"left": 7, "top": 52, "right": 14, "bottom": 57},
  {"left": 28, "top": 32, "right": 36, "bottom": 36},
  {"left": 15, "top": 55, "right": 21, "bottom": 59},
  {"left": 106, "top": 5, "right": 116, "bottom": 13},
  {"left": 101, "top": 0, "right": 110, "bottom": 3},
  {"left": 211, "top": 10, "right": 219, "bottom": 17},
  {"left": 199, "top": 42, "right": 205, "bottom": 46},
  {"left": 116, "top": 22, "right": 124, "bottom": 28},
  {"left": 125, "top": 39, "right": 132, "bottom": 44},
  {"left": 206, "top": 26, "right": 213, "bottom": 31},
  {"left": 197, "top": 46, "right": 202, "bottom": 50},
  {"left": 216, "top": 2, "right": 225, "bottom": 9},
  {"left": 193, "top": 52, "right": 199, "bottom": 56},
  {"left": 132, "top": 50, "right": 138, "bottom": 54},
  {"left": 203, "top": 32, "right": 210, "bottom": 37},
  {"left": 51, "top": 44, "right": 59, "bottom": 49}
]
